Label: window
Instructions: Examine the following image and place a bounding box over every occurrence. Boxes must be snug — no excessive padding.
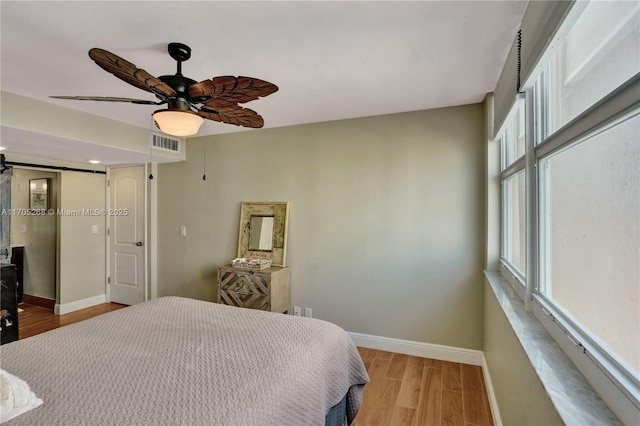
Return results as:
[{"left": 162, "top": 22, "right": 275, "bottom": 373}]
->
[
  {"left": 538, "top": 114, "right": 640, "bottom": 376},
  {"left": 500, "top": 100, "right": 526, "bottom": 169},
  {"left": 503, "top": 170, "right": 526, "bottom": 276},
  {"left": 546, "top": 1, "right": 639, "bottom": 135},
  {"left": 498, "top": 99, "right": 526, "bottom": 283},
  {"left": 498, "top": 0, "right": 640, "bottom": 420}
]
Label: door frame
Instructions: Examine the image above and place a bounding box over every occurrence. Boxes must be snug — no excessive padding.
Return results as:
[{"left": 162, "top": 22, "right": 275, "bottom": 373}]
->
[{"left": 106, "top": 164, "right": 149, "bottom": 303}]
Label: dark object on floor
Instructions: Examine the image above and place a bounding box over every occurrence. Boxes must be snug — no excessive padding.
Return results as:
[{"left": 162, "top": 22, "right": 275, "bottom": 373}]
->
[{"left": 1, "top": 264, "right": 19, "bottom": 344}]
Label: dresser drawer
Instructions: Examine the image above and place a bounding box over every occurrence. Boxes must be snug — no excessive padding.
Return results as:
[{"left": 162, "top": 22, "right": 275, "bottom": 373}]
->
[
  {"left": 217, "top": 265, "right": 290, "bottom": 313},
  {"left": 221, "top": 290, "right": 270, "bottom": 311},
  {"left": 219, "top": 271, "right": 270, "bottom": 311}
]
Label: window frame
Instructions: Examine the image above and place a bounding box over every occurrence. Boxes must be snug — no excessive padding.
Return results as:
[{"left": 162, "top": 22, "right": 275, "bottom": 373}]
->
[
  {"left": 508, "top": 75, "right": 640, "bottom": 424},
  {"left": 533, "top": 107, "right": 640, "bottom": 407},
  {"left": 496, "top": 2, "right": 640, "bottom": 419},
  {"left": 497, "top": 96, "right": 527, "bottom": 295}
]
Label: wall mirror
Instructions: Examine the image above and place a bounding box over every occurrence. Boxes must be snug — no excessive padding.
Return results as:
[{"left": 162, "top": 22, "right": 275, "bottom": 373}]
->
[
  {"left": 248, "top": 216, "right": 275, "bottom": 251},
  {"left": 237, "top": 202, "right": 289, "bottom": 267}
]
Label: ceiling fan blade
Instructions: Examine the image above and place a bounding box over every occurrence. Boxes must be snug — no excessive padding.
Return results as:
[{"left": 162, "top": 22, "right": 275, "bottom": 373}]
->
[
  {"left": 188, "top": 76, "right": 278, "bottom": 104},
  {"left": 88, "top": 48, "right": 177, "bottom": 99},
  {"left": 50, "top": 96, "right": 165, "bottom": 105},
  {"left": 202, "top": 98, "right": 237, "bottom": 110},
  {"left": 198, "top": 105, "right": 265, "bottom": 128}
]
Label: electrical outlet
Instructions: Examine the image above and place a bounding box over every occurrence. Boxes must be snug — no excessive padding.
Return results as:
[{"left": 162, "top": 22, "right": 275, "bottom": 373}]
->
[
  {"left": 180, "top": 226, "right": 187, "bottom": 237},
  {"left": 293, "top": 306, "right": 301, "bottom": 317},
  {"left": 304, "top": 307, "right": 312, "bottom": 318}
]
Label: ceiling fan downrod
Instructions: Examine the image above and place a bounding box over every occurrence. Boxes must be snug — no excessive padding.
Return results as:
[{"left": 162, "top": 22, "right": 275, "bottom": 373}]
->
[{"left": 158, "top": 43, "right": 197, "bottom": 99}]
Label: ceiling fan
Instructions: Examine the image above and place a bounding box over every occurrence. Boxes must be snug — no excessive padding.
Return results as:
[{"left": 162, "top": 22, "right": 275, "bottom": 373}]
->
[{"left": 51, "top": 42, "right": 278, "bottom": 136}]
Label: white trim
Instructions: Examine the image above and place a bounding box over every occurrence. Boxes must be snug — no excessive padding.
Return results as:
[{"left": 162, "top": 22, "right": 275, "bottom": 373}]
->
[
  {"left": 349, "top": 332, "right": 501, "bottom": 423},
  {"left": 105, "top": 167, "right": 111, "bottom": 302},
  {"left": 348, "top": 332, "right": 483, "bottom": 366},
  {"left": 535, "top": 76, "right": 640, "bottom": 160},
  {"left": 143, "top": 163, "right": 149, "bottom": 302},
  {"left": 148, "top": 162, "right": 158, "bottom": 300},
  {"left": 54, "top": 294, "right": 106, "bottom": 315},
  {"left": 481, "top": 354, "right": 503, "bottom": 426}
]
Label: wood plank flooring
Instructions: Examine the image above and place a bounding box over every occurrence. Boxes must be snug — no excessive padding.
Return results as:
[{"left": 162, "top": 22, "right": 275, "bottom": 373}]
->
[
  {"left": 355, "top": 347, "right": 493, "bottom": 426},
  {"left": 18, "top": 302, "right": 127, "bottom": 339},
  {"left": 18, "top": 304, "right": 492, "bottom": 426}
]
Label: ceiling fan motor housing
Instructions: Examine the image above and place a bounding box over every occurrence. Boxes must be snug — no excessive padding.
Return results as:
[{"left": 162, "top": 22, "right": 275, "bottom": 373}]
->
[
  {"left": 159, "top": 43, "right": 197, "bottom": 103},
  {"left": 158, "top": 74, "right": 196, "bottom": 99},
  {"left": 165, "top": 98, "right": 193, "bottom": 112}
]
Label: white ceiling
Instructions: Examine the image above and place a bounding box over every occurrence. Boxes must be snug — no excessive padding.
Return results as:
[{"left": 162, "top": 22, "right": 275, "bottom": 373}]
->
[{"left": 0, "top": 0, "right": 527, "bottom": 165}]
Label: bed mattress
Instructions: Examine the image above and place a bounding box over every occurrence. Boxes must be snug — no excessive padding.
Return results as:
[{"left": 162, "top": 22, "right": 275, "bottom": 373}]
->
[{"left": 1, "top": 297, "right": 369, "bottom": 425}]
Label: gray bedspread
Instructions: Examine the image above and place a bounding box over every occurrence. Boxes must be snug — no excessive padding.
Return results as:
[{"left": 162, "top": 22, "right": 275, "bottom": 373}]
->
[{"left": 1, "top": 297, "right": 369, "bottom": 425}]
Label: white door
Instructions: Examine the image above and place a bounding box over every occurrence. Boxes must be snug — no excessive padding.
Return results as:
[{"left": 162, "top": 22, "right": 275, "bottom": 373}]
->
[{"left": 109, "top": 165, "right": 146, "bottom": 305}]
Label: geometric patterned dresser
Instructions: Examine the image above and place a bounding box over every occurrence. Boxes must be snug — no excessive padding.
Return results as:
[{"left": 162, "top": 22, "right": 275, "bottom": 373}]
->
[{"left": 217, "top": 265, "right": 290, "bottom": 313}]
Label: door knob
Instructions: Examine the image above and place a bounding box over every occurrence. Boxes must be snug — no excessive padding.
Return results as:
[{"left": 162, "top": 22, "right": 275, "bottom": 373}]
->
[{"left": 136, "top": 241, "right": 143, "bottom": 247}]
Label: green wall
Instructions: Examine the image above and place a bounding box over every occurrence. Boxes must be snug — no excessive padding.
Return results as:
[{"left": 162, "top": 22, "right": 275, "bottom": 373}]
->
[{"left": 157, "top": 104, "right": 486, "bottom": 349}]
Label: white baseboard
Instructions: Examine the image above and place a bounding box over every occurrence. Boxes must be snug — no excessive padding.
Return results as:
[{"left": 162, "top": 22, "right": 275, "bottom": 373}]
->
[
  {"left": 54, "top": 294, "right": 106, "bottom": 315},
  {"left": 481, "top": 354, "right": 502, "bottom": 426},
  {"left": 348, "top": 332, "right": 483, "bottom": 366},
  {"left": 348, "top": 332, "right": 501, "bottom": 426}
]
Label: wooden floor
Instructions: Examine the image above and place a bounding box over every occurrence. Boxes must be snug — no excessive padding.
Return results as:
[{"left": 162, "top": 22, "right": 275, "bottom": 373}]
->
[
  {"left": 18, "top": 302, "right": 127, "bottom": 339},
  {"left": 354, "top": 347, "right": 493, "bottom": 426},
  {"left": 18, "top": 304, "right": 492, "bottom": 426}
]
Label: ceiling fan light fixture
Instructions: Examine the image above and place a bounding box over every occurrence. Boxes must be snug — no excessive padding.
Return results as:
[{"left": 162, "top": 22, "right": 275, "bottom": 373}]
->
[{"left": 153, "top": 109, "right": 204, "bottom": 137}]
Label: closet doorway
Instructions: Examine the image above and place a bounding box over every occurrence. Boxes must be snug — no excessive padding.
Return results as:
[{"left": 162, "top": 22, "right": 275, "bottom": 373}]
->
[{"left": 10, "top": 168, "right": 59, "bottom": 310}]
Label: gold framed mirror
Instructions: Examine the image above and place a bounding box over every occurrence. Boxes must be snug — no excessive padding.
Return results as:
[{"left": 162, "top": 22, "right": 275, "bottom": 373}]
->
[{"left": 237, "top": 202, "right": 289, "bottom": 267}]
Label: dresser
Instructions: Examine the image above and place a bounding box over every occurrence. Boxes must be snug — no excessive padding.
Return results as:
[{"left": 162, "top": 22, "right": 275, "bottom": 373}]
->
[{"left": 217, "top": 265, "right": 290, "bottom": 313}]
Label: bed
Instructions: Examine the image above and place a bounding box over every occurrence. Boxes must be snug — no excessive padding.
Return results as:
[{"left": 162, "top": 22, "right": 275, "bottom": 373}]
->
[{"left": 0, "top": 297, "right": 369, "bottom": 425}]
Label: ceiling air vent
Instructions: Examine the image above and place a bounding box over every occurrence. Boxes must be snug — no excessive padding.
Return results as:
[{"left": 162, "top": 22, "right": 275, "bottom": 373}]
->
[{"left": 151, "top": 133, "right": 181, "bottom": 153}]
